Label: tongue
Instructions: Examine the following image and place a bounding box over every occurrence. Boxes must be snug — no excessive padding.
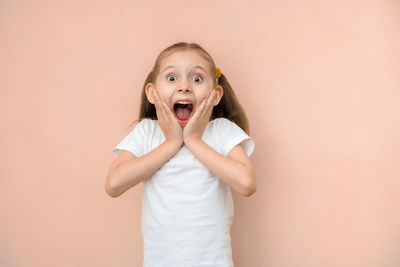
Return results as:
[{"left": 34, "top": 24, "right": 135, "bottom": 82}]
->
[{"left": 175, "top": 107, "right": 191, "bottom": 120}]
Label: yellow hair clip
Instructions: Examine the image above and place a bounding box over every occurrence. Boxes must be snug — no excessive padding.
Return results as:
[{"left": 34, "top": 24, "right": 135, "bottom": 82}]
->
[{"left": 216, "top": 67, "right": 221, "bottom": 79}]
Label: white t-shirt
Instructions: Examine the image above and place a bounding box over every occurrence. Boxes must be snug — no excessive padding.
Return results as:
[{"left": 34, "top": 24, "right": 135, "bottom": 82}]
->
[{"left": 113, "top": 117, "right": 255, "bottom": 267}]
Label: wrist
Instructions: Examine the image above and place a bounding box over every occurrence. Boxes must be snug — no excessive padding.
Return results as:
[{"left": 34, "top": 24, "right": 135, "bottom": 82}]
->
[
  {"left": 164, "top": 139, "right": 183, "bottom": 153},
  {"left": 184, "top": 136, "right": 202, "bottom": 148}
]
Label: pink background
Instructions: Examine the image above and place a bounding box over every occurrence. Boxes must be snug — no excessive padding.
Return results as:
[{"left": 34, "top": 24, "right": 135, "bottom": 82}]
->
[{"left": 1, "top": 0, "right": 400, "bottom": 266}]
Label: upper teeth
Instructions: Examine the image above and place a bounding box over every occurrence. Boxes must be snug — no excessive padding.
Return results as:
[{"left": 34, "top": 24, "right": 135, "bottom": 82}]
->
[{"left": 177, "top": 101, "right": 191, "bottom": 104}]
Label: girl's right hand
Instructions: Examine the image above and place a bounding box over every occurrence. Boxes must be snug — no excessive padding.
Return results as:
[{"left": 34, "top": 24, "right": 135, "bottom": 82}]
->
[{"left": 152, "top": 89, "right": 183, "bottom": 149}]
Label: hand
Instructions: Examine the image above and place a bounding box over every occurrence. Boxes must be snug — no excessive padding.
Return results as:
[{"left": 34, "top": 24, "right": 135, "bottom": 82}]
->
[
  {"left": 152, "top": 89, "right": 183, "bottom": 149},
  {"left": 183, "top": 90, "right": 217, "bottom": 144}
]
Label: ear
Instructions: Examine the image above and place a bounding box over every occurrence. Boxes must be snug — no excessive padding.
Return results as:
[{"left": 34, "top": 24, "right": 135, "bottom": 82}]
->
[
  {"left": 145, "top": 83, "right": 155, "bottom": 104},
  {"left": 214, "top": 85, "right": 224, "bottom": 106}
]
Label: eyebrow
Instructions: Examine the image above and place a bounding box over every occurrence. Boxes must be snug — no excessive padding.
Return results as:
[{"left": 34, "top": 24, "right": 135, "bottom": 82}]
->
[{"left": 162, "top": 65, "right": 208, "bottom": 73}]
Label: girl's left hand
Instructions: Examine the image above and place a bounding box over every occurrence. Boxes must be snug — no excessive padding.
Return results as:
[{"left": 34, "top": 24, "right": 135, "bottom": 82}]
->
[{"left": 183, "top": 90, "right": 217, "bottom": 144}]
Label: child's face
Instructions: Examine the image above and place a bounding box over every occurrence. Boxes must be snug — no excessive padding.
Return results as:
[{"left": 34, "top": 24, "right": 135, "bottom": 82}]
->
[{"left": 146, "top": 50, "right": 223, "bottom": 127}]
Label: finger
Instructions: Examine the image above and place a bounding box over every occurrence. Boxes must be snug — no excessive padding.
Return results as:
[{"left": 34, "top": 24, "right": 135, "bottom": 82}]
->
[
  {"left": 202, "top": 90, "right": 216, "bottom": 117},
  {"left": 197, "top": 98, "right": 208, "bottom": 117},
  {"left": 162, "top": 100, "right": 177, "bottom": 122},
  {"left": 152, "top": 90, "right": 162, "bottom": 115},
  {"left": 153, "top": 90, "right": 177, "bottom": 122},
  {"left": 157, "top": 95, "right": 175, "bottom": 120},
  {"left": 152, "top": 90, "right": 161, "bottom": 109},
  {"left": 190, "top": 98, "right": 205, "bottom": 121},
  {"left": 153, "top": 90, "right": 168, "bottom": 119},
  {"left": 207, "top": 90, "right": 217, "bottom": 108}
]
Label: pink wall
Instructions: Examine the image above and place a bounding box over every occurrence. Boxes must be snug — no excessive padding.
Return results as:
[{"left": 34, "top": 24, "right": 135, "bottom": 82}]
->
[{"left": 1, "top": 0, "right": 400, "bottom": 266}]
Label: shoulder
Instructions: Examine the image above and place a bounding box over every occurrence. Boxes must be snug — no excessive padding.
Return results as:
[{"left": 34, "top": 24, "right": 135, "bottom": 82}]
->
[
  {"left": 113, "top": 119, "right": 157, "bottom": 158},
  {"left": 121, "top": 119, "right": 158, "bottom": 142},
  {"left": 129, "top": 118, "right": 157, "bottom": 132},
  {"left": 209, "top": 117, "right": 234, "bottom": 128},
  {"left": 209, "top": 117, "right": 242, "bottom": 133},
  {"left": 210, "top": 117, "right": 255, "bottom": 157},
  {"left": 137, "top": 118, "right": 157, "bottom": 126}
]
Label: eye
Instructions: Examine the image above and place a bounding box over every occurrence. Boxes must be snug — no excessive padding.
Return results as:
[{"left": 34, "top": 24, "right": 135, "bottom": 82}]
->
[
  {"left": 192, "top": 74, "right": 202, "bottom": 83},
  {"left": 167, "top": 74, "right": 176, "bottom": 82}
]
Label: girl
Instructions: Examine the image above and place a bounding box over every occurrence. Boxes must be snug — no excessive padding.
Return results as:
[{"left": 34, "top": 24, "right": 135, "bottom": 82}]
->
[{"left": 106, "top": 42, "right": 256, "bottom": 267}]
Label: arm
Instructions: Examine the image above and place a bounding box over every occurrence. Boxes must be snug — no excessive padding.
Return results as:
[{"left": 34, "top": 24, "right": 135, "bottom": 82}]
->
[
  {"left": 182, "top": 90, "right": 256, "bottom": 197},
  {"left": 106, "top": 88, "right": 184, "bottom": 198},
  {"left": 185, "top": 138, "right": 257, "bottom": 197},
  {"left": 106, "top": 140, "right": 181, "bottom": 198}
]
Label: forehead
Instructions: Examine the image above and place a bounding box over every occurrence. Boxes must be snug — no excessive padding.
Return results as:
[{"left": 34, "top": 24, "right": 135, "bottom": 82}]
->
[{"left": 159, "top": 50, "right": 211, "bottom": 73}]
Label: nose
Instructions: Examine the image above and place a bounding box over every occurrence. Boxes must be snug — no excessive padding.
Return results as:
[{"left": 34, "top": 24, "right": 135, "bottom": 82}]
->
[{"left": 177, "top": 80, "right": 192, "bottom": 93}]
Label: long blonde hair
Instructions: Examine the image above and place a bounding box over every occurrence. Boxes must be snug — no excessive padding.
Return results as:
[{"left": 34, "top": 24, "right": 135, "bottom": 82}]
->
[{"left": 129, "top": 42, "right": 250, "bottom": 134}]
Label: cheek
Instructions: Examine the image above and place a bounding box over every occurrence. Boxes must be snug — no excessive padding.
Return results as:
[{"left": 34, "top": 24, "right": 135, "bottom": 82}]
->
[
  {"left": 157, "top": 91, "right": 169, "bottom": 101},
  {"left": 159, "top": 92, "right": 173, "bottom": 108},
  {"left": 197, "top": 91, "right": 210, "bottom": 101}
]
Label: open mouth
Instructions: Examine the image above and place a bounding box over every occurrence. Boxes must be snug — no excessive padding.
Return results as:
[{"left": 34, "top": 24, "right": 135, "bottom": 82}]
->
[{"left": 173, "top": 100, "right": 193, "bottom": 124}]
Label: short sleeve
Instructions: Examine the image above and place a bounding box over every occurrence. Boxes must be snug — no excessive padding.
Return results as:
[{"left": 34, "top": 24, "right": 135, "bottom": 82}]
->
[
  {"left": 215, "top": 118, "right": 255, "bottom": 157},
  {"left": 112, "top": 119, "right": 148, "bottom": 158}
]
